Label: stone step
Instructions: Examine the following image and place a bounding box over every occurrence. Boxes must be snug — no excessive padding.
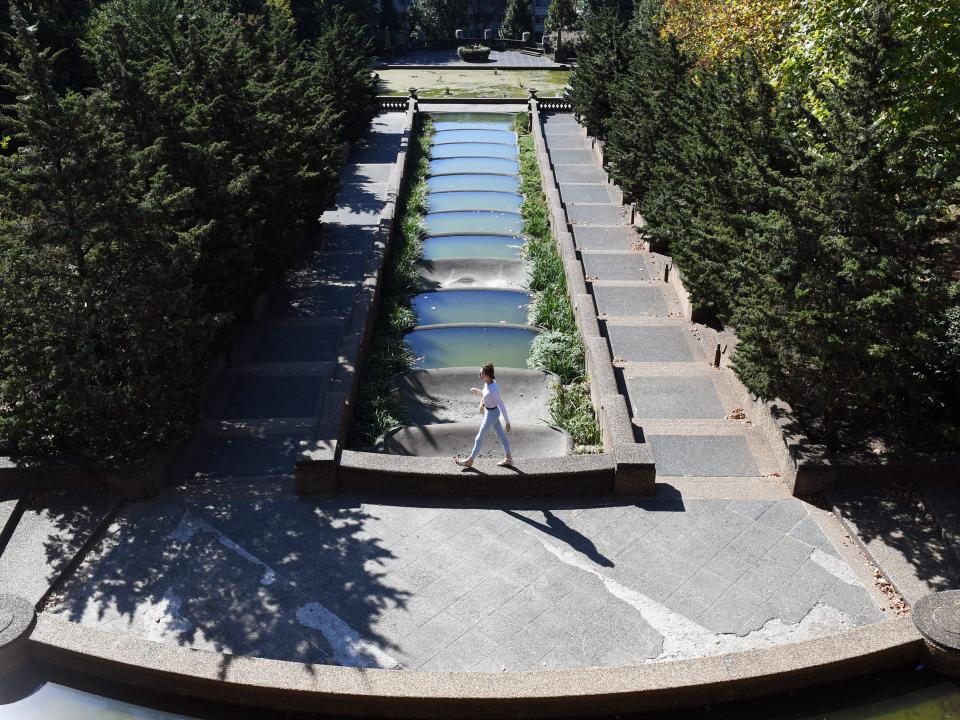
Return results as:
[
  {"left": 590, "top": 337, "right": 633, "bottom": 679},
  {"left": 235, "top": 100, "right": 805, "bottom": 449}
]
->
[
  {"left": 549, "top": 148, "right": 597, "bottom": 166},
  {"left": 645, "top": 432, "right": 763, "bottom": 478},
  {"left": 604, "top": 322, "right": 706, "bottom": 364},
  {"left": 590, "top": 284, "right": 675, "bottom": 319},
  {"left": 559, "top": 183, "right": 619, "bottom": 205},
  {"left": 203, "top": 365, "right": 333, "bottom": 422},
  {"left": 0, "top": 491, "right": 119, "bottom": 606},
  {"left": 380, "top": 423, "right": 572, "bottom": 459},
  {"left": 166, "top": 431, "right": 307, "bottom": 482},
  {"left": 581, "top": 252, "right": 654, "bottom": 282},
  {"left": 567, "top": 203, "right": 630, "bottom": 227},
  {"left": 288, "top": 249, "right": 368, "bottom": 283},
  {"left": 395, "top": 367, "right": 559, "bottom": 426},
  {"left": 572, "top": 226, "right": 642, "bottom": 253},
  {"left": 269, "top": 279, "right": 360, "bottom": 321},
  {"left": 554, "top": 165, "right": 607, "bottom": 184},
  {"left": 548, "top": 137, "right": 594, "bottom": 151},
  {"left": 0, "top": 498, "right": 23, "bottom": 554},
  {"left": 234, "top": 317, "right": 348, "bottom": 365}
]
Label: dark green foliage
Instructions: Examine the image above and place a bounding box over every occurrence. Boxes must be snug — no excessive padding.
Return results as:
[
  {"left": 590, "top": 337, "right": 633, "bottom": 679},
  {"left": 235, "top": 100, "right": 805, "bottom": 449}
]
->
[
  {"left": 84, "top": 0, "right": 345, "bottom": 315},
  {"left": 0, "top": 9, "right": 209, "bottom": 463},
  {"left": 568, "top": 7, "right": 630, "bottom": 137},
  {"left": 544, "top": 0, "right": 579, "bottom": 55},
  {"left": 1, "top": 0, "right": 372, "bottom": 463},
  {"left": 457, "top": 44, "right": 491, "bottom": 62},
  {"left": 289, "top": 0, "right": 376, "bottom": 41},
  {"left": 499, "top": 0, "right": 531, "bottom": 40},
  {"left": 351, "top": 118, "right": 433, "bottom": 448},
  {"left": 514, "top": 117, "right": 600, "bottom": 447},
  {"left": 573, "top": 0, "right": 960, "bottom": 448},
  {"left": 407, "top": 0, "right": 467, "bottom": 40}
]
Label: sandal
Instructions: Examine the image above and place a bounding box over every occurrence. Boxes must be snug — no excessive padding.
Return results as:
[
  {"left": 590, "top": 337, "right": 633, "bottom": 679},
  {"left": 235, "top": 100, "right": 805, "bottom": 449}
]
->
[
  {"left": 497, "top": 457, "right": 513, "bottom": 467},
  {"left": 454, "top": 456, "right": 474, "bottom": 467}
]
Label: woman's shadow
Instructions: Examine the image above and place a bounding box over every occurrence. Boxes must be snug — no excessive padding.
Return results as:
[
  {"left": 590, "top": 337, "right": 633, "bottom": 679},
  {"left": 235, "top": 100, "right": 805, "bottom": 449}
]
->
[{"left": 502, "top": 509, "right": 614, "bottom": 568}]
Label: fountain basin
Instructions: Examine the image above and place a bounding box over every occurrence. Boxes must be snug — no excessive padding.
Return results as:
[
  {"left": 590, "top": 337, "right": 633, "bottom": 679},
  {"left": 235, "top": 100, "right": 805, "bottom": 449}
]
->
[
  {"left": 431, "top": 143, "right": 518, "bottom": 160},
  {"left": 422, "top": 235, "right": 524, "bottom": 261},
  {"left": 412, "top": 289, "right": 531, "bottom": 326},
  {"left": 380, "top": 423, "right": 572, "bottom": 458},
  {"left": 427, "top": 191, "right": 522, "bottom": 213},
  {"left": 428, "top": 174, "right": 521, "bottom": 194},
  {"left": 405, "top": 324, "right": 537, "bottom": 369},
  {"left": 430, "top": 158, "right": 519, "bottom": 176},
  {"left": 433, "top": 129, "right": 517, "bottom": 145},
  {"left": 425, "top": 210, "right": 523, "bottom": 236},
  {"left": 418, "top": 258, "right": 527, "bottom": 289}
]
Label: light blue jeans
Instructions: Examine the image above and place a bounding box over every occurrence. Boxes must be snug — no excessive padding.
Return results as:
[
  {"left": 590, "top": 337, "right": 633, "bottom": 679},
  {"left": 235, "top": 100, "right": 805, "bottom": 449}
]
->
[{"left": 469, "top": 406, "right": 511, "bottom": 460}]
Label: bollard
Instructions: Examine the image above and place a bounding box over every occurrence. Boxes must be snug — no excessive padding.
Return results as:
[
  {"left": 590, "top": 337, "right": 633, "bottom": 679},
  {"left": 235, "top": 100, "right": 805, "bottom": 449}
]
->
[
  {"left": 914, "top": 590, "right": 960, "bottom": 678},
  {"left": 713, "top": 343, "right": 722, "bottom": 367}
]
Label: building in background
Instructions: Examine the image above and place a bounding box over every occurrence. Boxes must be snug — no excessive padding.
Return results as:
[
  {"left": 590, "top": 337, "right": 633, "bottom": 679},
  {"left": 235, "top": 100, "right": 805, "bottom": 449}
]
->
[{"left": 386, "top": 0, "right": 553, "bottom": 39}]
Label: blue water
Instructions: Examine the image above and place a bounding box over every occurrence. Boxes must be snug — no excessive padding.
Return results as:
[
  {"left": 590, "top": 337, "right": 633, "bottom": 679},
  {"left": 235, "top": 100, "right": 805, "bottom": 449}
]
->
[
  {"left": 431, "top": 143, "right": 518, "bottom": 160},
  {"left": 422, "top": 235, "right": 524, "bottom": 260},
  {"left": 406, "top": 325, "right": 537, "bottom": 369},
  {"left": 428, "top": 191, "right": 522, "bottom": 213},
  {"left": 433, "top": 129, "right": 517, "bottom": 145},
  {"left": 430, "top": 157, "right": 519, "bottom": 176},
  {"left": 412, "top": 289, "right": 531, "bottom": 326},
  {"left": 424, "top": 210, "right": 524, "bottom": 236},
  {"left": 428, "top": 174, "right": 520, "bottom": 194}
]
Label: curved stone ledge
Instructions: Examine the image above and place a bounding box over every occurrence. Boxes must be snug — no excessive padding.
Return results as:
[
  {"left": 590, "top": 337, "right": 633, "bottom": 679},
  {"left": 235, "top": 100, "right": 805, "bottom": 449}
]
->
[
  {"left": 29, "top": 615, "right": 923, "bottom": 718},
  {"left": 338, "top": 449, "right": 614, "bottom": 496},
  {"left": 379, "top": 423, "right": 572, "bottom": 458}
]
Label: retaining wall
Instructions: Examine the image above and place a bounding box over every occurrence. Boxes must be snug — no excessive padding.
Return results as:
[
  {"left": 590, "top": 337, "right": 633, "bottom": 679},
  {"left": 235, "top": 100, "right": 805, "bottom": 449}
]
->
[{"left": 26, "top": 613, "right": 924, "bottom": 718}]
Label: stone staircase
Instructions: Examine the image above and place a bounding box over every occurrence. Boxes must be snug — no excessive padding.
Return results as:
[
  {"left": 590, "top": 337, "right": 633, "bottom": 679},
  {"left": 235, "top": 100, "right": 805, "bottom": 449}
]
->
[{"left": 540, "top": 112, "right": 783, "bottom": 481}]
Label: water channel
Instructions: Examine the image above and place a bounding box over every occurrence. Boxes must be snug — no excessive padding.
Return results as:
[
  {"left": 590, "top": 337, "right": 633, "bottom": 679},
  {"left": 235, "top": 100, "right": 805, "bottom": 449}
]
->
[{"left": 382, "top": 112, "right": 569, "bottom": 458}]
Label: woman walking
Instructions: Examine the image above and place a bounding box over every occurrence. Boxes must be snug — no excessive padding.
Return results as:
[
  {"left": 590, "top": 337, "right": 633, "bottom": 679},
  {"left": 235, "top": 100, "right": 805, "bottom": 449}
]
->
[{"left": 454, "top": 363, "right": 513, "bottom": 467}]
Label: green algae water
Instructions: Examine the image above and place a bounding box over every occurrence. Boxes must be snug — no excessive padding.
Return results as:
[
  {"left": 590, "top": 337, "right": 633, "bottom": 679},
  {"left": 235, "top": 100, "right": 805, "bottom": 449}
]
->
[
  {"left": 424, "top": 210, "right": 523, "bottom": 236},
  {"left": 405, "top": 325, "right": 536, "bottom": 369},
  {"left": 428, "top": 191, "right": 522, "bottom": 213},
  {"left": 428, "top": 174, "right": 520, "bottom": 194},
  {"left": 433, "top": 129, "right": 517, "bottom": 145},
  {"left": 412, "top": 290, "right": 531, "bottom": 326},
  {"left": 422, "top": 234, "right": 524, "bottom": 261},
  {"left": 429, "top": 157, "right": 519, "bottom": 176},
  {"left": 430, "top": 143, "right": 518, "bottom": 160}
]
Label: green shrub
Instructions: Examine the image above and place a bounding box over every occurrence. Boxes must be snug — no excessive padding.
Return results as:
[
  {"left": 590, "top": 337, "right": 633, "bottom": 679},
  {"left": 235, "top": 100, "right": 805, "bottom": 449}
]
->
[
  {"left": 528, "top": 330, "right": 585, "bottom": 383},
  {"left": 457, "top": 44, "right": 491, "bottom": 62}
]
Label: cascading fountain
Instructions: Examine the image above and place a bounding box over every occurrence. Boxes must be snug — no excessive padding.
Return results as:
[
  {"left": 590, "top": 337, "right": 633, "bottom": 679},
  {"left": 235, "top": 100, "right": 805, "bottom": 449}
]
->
[{"left": 380, "top": 113, "right": 572, "bottom": 459}]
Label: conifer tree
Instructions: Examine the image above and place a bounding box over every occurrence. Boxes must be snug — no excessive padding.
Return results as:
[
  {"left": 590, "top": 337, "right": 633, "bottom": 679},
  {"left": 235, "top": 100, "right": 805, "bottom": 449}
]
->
[
  {"left": 569, "top": 6, "right": 630, "bottom": 137},
  {"left": 499, "top": 0, "right": 531, "bottom": 39},
  {"left": 0, "top": 8, "right": 209, "bottom": 463},
  {"left": 544, "top": 0, "right": 578, "bottom": 55}
]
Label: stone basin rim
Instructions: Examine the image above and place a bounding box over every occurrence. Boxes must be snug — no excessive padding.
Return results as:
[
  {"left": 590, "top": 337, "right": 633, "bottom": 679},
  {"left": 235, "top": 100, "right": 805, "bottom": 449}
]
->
[{"left": 409, "top": 322, "right": 541, "bottom": 333}]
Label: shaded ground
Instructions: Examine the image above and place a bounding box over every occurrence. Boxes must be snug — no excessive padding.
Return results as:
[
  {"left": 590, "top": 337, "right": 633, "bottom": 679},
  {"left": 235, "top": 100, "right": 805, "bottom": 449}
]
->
[
  {"left": 378, "top": 69, "right": 569, "bottom": 98},
  {"left": 46, "top": 487, "right": 883, "bottom": 671}
]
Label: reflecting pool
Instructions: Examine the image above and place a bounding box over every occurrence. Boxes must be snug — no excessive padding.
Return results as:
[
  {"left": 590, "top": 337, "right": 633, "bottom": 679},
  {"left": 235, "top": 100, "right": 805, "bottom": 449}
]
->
[
  {"left": 429, "top": 157, "right": 519, "bottom": 176},
  {"left": 427, "top": 191, "right": 522, "bottom": 213},
  {"left": 405, "top": 325, "right": 537, "bottom": 369},
  {"left": 422, "top": 235, "right": 524, "bottom": 260},
  {"left": 412, "top": 289, "right": 531, "bottom": 326}
]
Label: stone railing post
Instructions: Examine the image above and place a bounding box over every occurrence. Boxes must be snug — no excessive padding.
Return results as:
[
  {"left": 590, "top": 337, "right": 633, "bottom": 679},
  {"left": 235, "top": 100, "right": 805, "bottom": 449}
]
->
[
  {"left": 527, "top": 87, "right": 538, "bottom": 118},
  {"left": 407, "top": 87, "right": 418, "bottom": 113}
]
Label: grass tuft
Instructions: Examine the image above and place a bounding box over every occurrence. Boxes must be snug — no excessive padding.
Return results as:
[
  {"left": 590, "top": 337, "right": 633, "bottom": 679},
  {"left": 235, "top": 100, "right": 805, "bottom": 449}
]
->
[
  {"left": 350, "top": 116, "right": 434, "bottom": 448},
  {"left": 514, "top": 114, "right": 601, "bottom": 450}
]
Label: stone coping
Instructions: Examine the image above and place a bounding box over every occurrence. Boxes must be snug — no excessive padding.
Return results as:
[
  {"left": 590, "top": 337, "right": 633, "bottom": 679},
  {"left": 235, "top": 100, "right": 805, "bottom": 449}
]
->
[
  {"left": 337, "top": 449, "right": 614, "bottom": 496},
  {"left": 27, "top": 614, "right": 923, "bottom": 718},
  {"left": 380, "top": 65, "right": 570, "bottom": 71}
]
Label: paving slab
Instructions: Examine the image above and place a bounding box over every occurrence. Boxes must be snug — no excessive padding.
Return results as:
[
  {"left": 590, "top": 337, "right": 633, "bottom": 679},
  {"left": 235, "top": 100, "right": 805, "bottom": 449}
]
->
[
  {"left": 560, "top": 183, "right": 617, "bottom": 204},
  {"left": 567, "top": 204, "right": 628, "bottom": 226},
  {"left": 388, "top": 49, "right": 561, "bottom": 68},
  {"left": 647, "top": 434, "right": 760, "bottom": 477},
  {"left": 550, "top": 149, "right": 598, "bottom": 165},
  {"left": 582, "top": 253, "right": 651, "bottom": 281},
  {"left": 271, "top": 281, "right": 358, "bottom": 319},
  {"left": 253, "top": 324, "right": 344, "bottom": 363},
  {"left": 572, "top": 225, "right": 641, "bottom": 253},
  {"left": 593, "top": 285, "right": 668, "bottom": 317},
  {"left": 554, "top": 165, "right": 607, "bottom": 183},
  {"left": 0, "top": 491, "right": 117, "bottom": 605},
  {"left": 47, "top": 492, "right": 883, "bottom": 670},
  {"left": 607, "top": 325, "right": 695, "bottom": 363},
  {"left": 829, "top": 481, "right": 959, "bottom": 605},
  {"left": 624, "top": 376, "right": 726, "bottom": 419},
  {"left": 219, "top": 376, "right": 327, "bottom": 420},
  {"left": 168, "top": 433, "right": 306, "bottom": 480}
]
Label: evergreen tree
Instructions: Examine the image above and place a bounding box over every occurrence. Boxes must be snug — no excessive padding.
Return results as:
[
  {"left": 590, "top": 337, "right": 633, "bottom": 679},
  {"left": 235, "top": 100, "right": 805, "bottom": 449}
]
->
[
  {"left": 379, "top": 0, "right": 399, "bottom": 32},
  {"left": 312, "top": 7, "right": 378, "bottom": 141},
  {"left": 731, "top": 0, "right": 959, "bottom": 446},
  {"left": 499, "top": 0, "right": 531, "bottom": 39},
  {"left": 407, "top": 0, "right": 468, "bottom": 40},
  {"left": 544, "top": 0, "right": 578, "bottom": 55},
  {"left": 605, "top": 0, "right": 688, "bottom": 204},
  {"left": 569, "top": 6, "right": 630, "bottom": 137},
  {"left": 0, "top": 8, "right": 209, "bottom": 463}
]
